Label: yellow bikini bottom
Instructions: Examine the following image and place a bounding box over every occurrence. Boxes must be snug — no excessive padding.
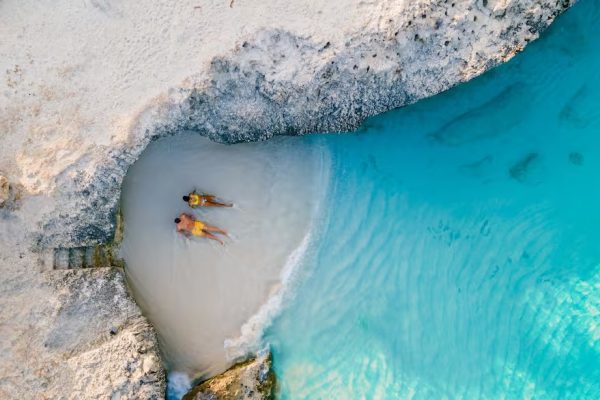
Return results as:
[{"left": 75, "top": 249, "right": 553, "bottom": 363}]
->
[{"left": 191, "top": 220, "right": 205, "bottom": 236}]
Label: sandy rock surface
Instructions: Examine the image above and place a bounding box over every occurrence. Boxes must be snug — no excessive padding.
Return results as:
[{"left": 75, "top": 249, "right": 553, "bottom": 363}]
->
[
  {"left": 0, "top": 0, "right": 573, "bottom": 247},
  {"left": 0, "top": 176, "right": 9, "bottom": 208},
  {"left": 0, "top": 0, "right": 573, "bottom": 399},
  {"left": 0, "top": 227, "right": 164, "bottom": 399},
  {"left": 183, "top": 353, "right": 275, "bottom": 400}
]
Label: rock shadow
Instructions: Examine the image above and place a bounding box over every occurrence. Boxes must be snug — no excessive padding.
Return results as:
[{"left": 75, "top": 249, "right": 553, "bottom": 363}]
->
[
  {"left": 559, "top": 85, "right": 599, "bottom": 129},
  {"left": 508, "top": 152, "right": 542, "bottom": 184}
]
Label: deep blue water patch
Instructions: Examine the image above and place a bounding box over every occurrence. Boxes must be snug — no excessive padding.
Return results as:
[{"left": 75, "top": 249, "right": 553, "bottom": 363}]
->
[{"left": 266, "top": 1, "right": 600, "bottom": 398}]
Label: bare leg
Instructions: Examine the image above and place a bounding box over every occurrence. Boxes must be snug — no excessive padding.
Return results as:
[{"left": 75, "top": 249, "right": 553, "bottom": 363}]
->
[
  {"left": 204, "top": 224, "right": 228, "bottom": 236},
  {"left": 201, "top": 231, "right": 224, "bottom": 245},
  {"left": 204, "top": 195, "right": 232, "bottom": 207},
  {"left": 205, "top": 200, "right": 233, "bottom": 207}
]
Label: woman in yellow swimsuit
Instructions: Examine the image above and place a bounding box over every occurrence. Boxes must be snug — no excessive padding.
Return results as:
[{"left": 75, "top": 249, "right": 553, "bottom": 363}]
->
[
  {"left": 183, "top": 191, "right": 232, "bottom": 208},
  {"left": 174, "top": 213, "right": 228, "bottom": 245}
]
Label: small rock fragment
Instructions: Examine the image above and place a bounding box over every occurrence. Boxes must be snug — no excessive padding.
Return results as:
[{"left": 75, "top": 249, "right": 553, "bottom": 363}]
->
[
  {"left": 0, "top": 175, "right": 9, "bottom": 208},
  {"left": 183, "top": 352, "right": 275, "bottom": 400},
  {"left": 142, "top": 355, "right": 159, "bottom": 374},
  {"left": 569, "top": 152, "right": 583, "bottom": 166}
]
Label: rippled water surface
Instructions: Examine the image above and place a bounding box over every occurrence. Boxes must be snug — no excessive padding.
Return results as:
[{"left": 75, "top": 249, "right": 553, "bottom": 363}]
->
[{"left": 266, "top": 1, "right": 600, "bottom": 398}]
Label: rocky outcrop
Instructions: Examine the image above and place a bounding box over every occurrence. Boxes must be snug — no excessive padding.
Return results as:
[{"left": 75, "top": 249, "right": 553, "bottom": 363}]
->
[
  {"left": 0, "top": 1, "right": 575, "bottom": 399},
  {"left": 184, "top": 353, "right": 275, "bottom": 400},
  {"left": 1, "top": 0, "right": 575, "bottom": 248},
  {"left": 0, "top": 232, "right": 165, "bottom": 399}
]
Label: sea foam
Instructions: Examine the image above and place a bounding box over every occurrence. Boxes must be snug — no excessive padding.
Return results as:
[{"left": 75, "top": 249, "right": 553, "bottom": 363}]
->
[{"left": 224, "top": 142, "right": 330, "bottom": 360}]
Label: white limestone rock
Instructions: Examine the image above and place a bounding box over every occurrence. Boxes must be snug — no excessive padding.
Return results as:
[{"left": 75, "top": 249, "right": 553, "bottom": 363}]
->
[
  {"left": 0, "top": 0, "right": 574, "bottom": 247},
  {"left": 0, "top": 227, "right": 165, "bottom": 399}
]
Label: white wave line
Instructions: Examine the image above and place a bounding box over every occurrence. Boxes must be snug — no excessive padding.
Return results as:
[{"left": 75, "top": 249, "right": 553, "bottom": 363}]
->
[
  {"left": 223, "top": 143, "right": 331, "bottom": 361},
  {"left": 223, "top": 229, "right": 313, "bottom": 360}
]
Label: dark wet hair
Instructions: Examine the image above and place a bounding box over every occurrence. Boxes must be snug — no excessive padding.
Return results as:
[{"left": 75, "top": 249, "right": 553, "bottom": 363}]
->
[
  {"left": 174, "top": 218, "right": 181, "bottom": 224},
  {"left": 182, "top": 195, "right": 190, "bottom": 202}
]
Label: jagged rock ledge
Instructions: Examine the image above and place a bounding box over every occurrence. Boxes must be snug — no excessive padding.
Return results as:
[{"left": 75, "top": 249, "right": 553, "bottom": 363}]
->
[
  {"left": 183, "top": 353, "right": 275, "bottom": 400},
  {"left": 10, "top": 0, "right": 572, "bottom": 249}
]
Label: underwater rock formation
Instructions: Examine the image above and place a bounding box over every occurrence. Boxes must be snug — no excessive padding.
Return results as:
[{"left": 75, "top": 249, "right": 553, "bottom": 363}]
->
[
  {"left": 183, "top": 353, "right": 275, "bottom": 400},
  {"left": 0, "top": 0, "right": 574, "bottom": 398},
  {"left": 509, "top": 152, "right": 541, "bottom": 183}
]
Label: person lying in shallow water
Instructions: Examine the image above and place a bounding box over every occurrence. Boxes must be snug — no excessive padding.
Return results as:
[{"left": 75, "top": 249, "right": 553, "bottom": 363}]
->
[
  {"left": 183, "top": 190, "right": 232, "bottom": 208},
  {"left": 174, "top": 213, "right": 228, "bottom": 245}
]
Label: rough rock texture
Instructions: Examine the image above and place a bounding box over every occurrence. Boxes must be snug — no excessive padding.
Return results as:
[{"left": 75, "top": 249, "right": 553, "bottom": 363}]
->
[
  {"left": 0, "top": 175, "right": 22, "bottom": 211},
  {"left": 183, "top": 353, "right": 275, "bottom": 400},
  {"left": 0, "top": 0, "right": 574, "bottom": 399},
  {"left": 0, "top": 215, "right": 165, "bottom": 399},
  {"left": 0, "top": 0, "right": 574, "bottom": 248},
  {"left": 0, "top": 176, "right": 9, "bottom": 208}
]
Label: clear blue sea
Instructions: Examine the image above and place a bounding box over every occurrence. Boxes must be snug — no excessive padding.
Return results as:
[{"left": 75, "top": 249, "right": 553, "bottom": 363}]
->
[{"left": 265, "top": 1, "right": 600, "bottom": 398}]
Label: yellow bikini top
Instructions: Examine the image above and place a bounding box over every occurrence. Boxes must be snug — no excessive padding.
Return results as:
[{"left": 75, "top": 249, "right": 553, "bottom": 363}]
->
[{"left": 188, "top": 193, "right": 203, "bottom": 207}]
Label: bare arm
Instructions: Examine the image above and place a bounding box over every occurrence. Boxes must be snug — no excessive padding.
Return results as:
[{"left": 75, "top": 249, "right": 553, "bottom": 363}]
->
[{"left": 176, "top": 225, "right": 191, "bottom": 237}]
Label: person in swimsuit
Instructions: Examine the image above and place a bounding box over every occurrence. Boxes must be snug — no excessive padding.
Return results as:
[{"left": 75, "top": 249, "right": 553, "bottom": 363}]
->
[
  {"left": 174, "top": 213, "right": 228, "bottom": 245},
  {"left": 183, "top": 190, "right": 232, "bottom": 208}
]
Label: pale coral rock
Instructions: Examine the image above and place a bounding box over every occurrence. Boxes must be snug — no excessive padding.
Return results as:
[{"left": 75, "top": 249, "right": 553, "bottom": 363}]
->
[{"left": 184, "top": 353, "right": 275, "bottom": 400}]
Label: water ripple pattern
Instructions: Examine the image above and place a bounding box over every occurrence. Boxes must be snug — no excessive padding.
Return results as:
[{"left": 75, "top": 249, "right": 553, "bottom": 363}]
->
[{"left": 266, "top": 1, "right": 600, "bottom": 398}]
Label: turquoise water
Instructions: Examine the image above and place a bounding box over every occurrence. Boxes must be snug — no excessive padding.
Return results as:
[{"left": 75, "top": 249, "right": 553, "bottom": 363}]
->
[{"left": 266, "top": 1, "right": 600, "bottom": 398}]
